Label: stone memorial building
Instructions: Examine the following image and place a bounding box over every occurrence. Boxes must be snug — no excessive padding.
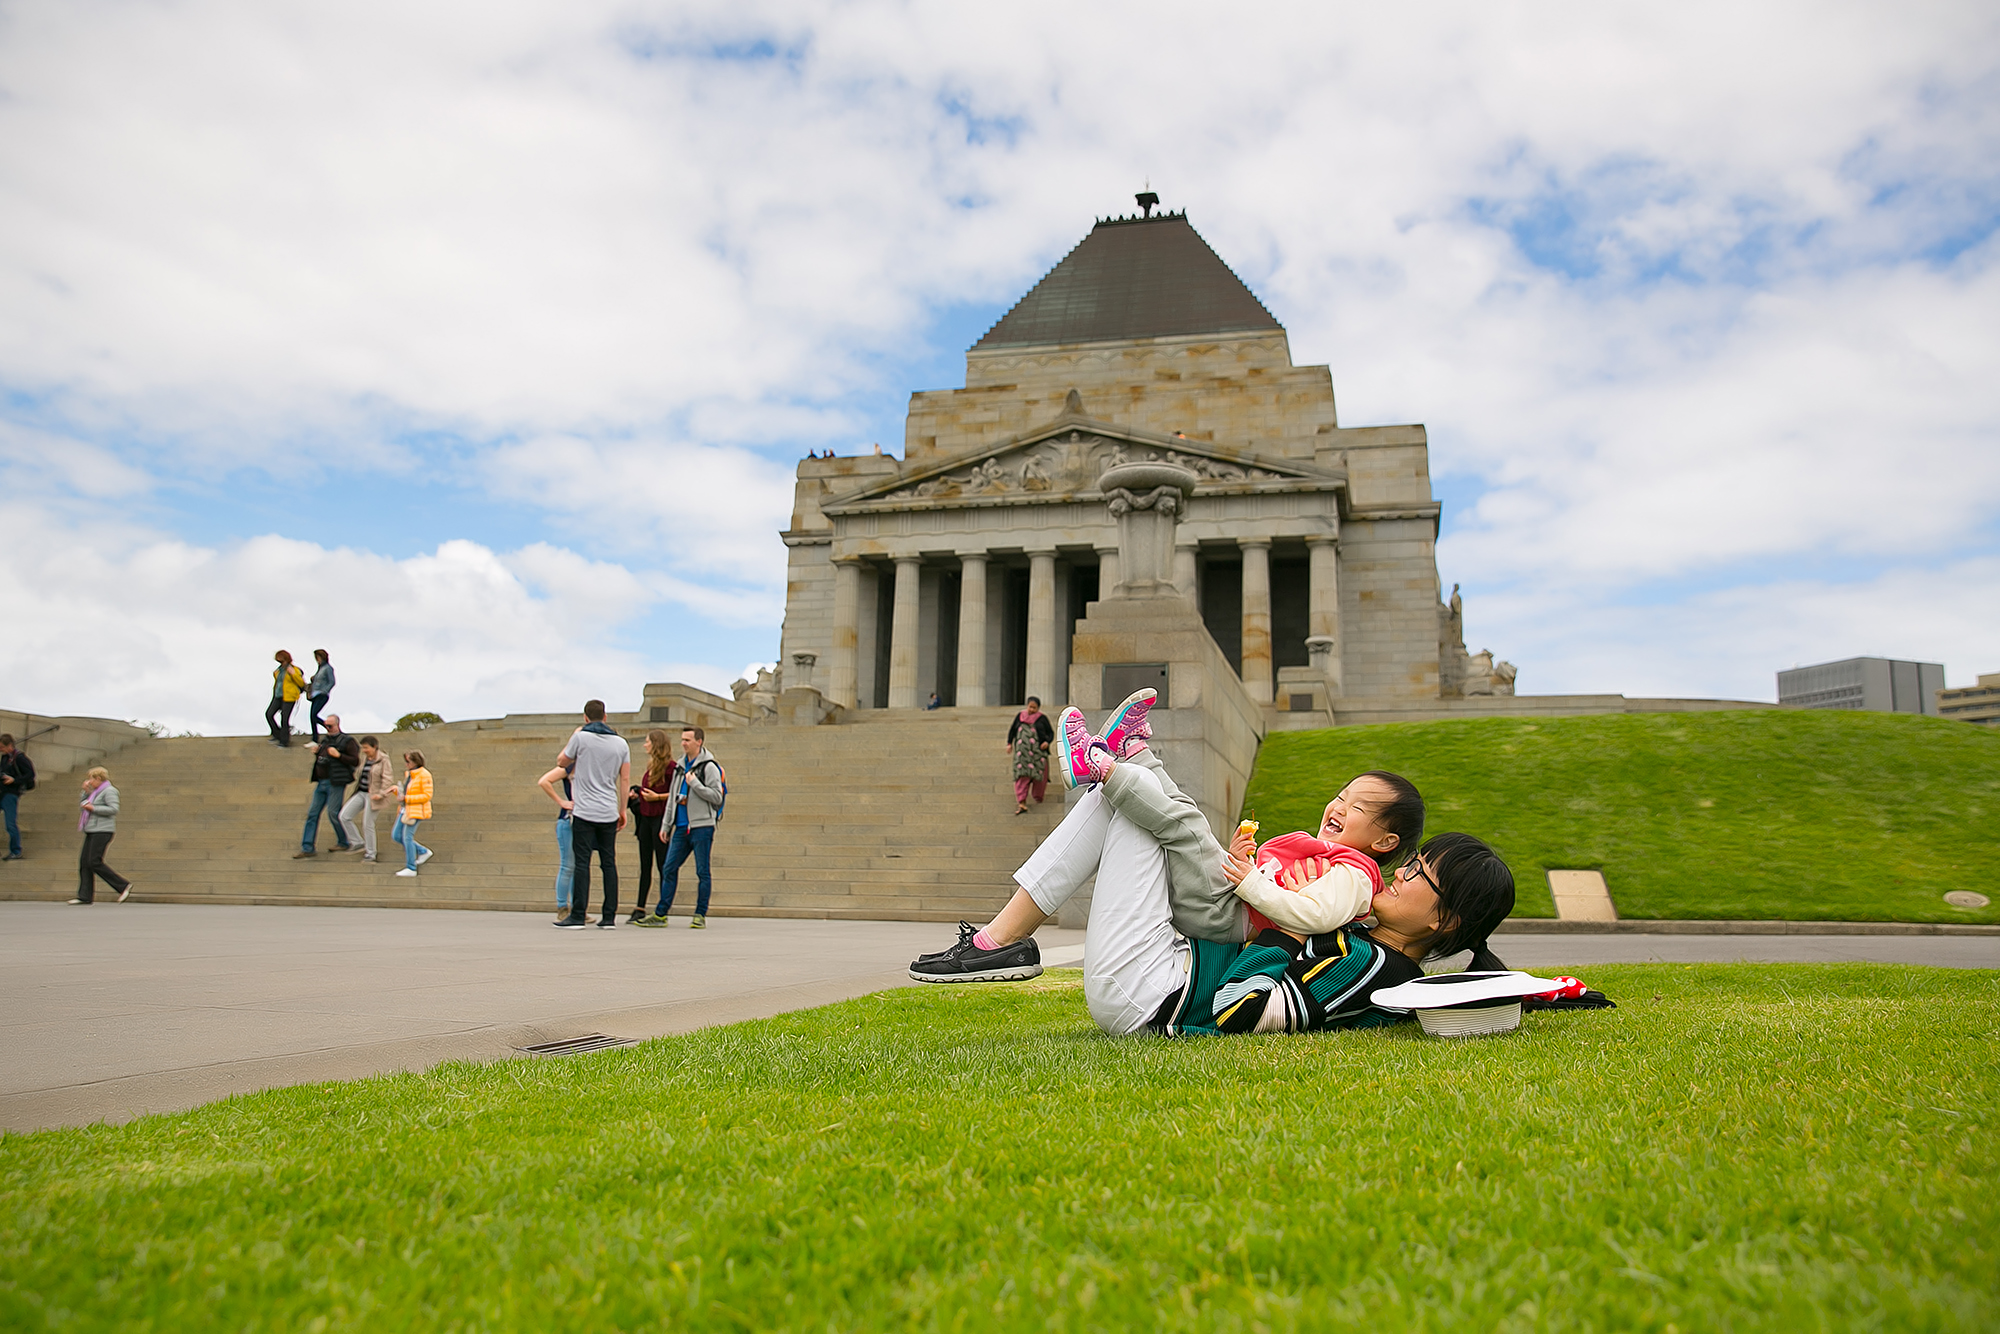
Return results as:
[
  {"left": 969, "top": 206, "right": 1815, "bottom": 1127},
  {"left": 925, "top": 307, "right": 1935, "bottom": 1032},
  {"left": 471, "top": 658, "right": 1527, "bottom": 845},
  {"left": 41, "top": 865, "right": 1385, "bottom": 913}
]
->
[{"left": 776, "top": 202, "right": 1510, "bottom": 742}]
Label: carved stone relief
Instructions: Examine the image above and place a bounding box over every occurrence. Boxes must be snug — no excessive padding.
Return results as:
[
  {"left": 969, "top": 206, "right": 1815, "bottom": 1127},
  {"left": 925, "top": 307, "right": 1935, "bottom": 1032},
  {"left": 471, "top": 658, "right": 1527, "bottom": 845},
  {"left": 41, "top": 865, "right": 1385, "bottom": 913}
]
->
[{"left": 885, "top": 434, "right": 1283, "bottom": 503}]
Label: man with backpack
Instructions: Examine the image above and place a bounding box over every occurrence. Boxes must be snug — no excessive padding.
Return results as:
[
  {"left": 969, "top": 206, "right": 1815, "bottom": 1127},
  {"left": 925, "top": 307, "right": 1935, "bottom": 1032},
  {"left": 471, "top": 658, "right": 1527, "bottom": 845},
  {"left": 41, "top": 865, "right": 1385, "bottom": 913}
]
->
[
  {"left": 296, "top": 716, "right": 360, "bottom": 857},
  {"left": 641, "top": 726, "right": 723, "bottom": 929},
  {"left": 0, "top": 733, "right": 36, "bottom": 860}
]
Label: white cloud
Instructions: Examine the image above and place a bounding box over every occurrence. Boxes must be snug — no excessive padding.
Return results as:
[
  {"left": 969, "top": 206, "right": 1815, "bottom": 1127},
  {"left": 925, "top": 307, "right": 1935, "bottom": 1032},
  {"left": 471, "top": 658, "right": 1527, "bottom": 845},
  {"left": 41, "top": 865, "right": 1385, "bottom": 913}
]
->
[
  {"left": 0, "top": 508, "right": 740, "bottom": 733},
  {"left": 1, "top": 0, "right": 1997, "bottom": 712},
  {"left": 1468, "top": 557, "right": 2000, "bottom": 700},
  {"left": 484, "top": 435, "right": 795, "bottom": 591}
]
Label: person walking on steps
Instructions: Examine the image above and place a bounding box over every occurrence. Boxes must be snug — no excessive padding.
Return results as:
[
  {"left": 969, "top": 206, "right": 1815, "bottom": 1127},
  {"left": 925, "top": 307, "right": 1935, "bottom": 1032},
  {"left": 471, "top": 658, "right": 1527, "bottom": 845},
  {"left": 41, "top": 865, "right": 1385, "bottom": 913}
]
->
[
  {"left": 72, "top": 766, "right": 132, "bottom": 904},
  {"left": 0, "top": 732, "right": 36, "bottom": 860},
  {"left": 296, "top": 715, "right": 360, "bottom": 858},
  {"left": 628, "top": 729, "right": 674, "bottom": 924},
  {"left": 1007, "top": 696, "right": 1055, "bottom": 815},
  {"left": 536, "top": 752, "right": 577, "bottom": 921},
  {"left": 266, "top": 650, "right": 307, "bottom": 746},
  {"left": 645, "top": 726, "right": 721, "bottom": 929},
  {"left": 554, "top": 701, "right": 630, "bottom": 930},
  {"left": 306, "top": 649, "right": 336, "bottom": 742},
  {"left": 391, "top": 750, "right": 434, "bottom": 877},
  {"left": 339, "top": 736, "right": 394, "bottom": 863}
]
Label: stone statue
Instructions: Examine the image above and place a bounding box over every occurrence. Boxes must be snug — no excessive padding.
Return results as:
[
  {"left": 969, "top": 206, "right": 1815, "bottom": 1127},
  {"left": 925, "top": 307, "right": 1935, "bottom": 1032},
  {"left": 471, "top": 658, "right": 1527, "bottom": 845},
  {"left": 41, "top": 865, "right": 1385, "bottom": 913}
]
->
[{"left": 1462, "top": 650, "right": 1496, "bottom": 696}]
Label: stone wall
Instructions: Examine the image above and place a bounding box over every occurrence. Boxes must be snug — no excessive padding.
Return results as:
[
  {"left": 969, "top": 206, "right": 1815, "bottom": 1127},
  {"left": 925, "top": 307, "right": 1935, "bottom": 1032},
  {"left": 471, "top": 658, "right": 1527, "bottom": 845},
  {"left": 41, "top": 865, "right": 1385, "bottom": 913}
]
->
[
  {"left": 917, "top": 332, "right": 1336, "bottom": 465},
  {"left": 1068, "top": 594, "right": 1267, "bottom": 838},
  {"left": 0, "top": 711, "right": 153, "bottom": 780}
]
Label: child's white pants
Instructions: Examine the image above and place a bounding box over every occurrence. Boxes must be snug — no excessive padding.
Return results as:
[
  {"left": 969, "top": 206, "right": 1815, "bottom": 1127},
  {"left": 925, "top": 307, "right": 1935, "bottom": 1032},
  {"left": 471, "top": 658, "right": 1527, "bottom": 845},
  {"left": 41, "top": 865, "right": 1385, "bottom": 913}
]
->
[{"left": 1014, "top": 785, "right": 1186, "bottom": 1036}]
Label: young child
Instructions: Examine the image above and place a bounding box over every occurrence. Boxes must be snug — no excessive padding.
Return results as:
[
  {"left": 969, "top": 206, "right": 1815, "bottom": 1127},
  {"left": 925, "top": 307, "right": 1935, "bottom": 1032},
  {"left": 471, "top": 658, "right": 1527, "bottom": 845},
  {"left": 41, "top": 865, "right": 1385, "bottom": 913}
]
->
[{"left": 1056, "top": 689, "right": 1424, "bottom": 943}]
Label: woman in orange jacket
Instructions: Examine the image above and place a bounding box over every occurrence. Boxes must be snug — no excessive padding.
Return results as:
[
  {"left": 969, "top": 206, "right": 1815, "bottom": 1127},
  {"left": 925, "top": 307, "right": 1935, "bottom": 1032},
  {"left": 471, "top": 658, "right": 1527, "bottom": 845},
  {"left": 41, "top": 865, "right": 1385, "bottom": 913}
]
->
[{"left": 392, "top": 750, "right": 434, "bottom": 877}]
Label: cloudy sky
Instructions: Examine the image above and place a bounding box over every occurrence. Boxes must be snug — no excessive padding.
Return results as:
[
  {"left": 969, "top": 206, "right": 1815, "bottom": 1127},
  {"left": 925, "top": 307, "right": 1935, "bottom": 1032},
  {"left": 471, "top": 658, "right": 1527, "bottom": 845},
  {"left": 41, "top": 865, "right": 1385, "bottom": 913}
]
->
[{"left": 4, "top": 0, "right": 1996, "bottom": 734}]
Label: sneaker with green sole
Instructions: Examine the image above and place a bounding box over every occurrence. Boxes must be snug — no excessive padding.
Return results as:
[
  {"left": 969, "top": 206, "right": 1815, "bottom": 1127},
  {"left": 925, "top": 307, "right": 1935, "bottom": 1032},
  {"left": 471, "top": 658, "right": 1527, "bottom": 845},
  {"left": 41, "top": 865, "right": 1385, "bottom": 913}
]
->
[
  {"left": 690, "top": 914, "right": 706, "bottom": 929},
  {"left": 636, "top": 913, "right": 668, "bottom": 928}
]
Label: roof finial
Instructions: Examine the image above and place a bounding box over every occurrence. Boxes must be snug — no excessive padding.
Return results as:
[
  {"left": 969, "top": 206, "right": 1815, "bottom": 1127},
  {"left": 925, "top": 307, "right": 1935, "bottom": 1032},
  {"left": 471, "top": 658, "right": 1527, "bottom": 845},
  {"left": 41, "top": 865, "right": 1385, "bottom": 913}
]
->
[{"left": 1135, "top": 183, "right": 1159, "bottom": 218}]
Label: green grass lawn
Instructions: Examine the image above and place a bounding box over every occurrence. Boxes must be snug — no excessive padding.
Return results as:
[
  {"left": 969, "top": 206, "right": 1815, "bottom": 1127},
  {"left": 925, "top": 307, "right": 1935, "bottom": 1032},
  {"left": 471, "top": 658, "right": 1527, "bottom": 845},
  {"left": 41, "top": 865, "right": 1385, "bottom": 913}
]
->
[
  {"left": 4, "top": 965, "right": 1996, "bottom": 1331},
  {"left": 1241, "top": 710, "right": 2000, "bottom": 922}
]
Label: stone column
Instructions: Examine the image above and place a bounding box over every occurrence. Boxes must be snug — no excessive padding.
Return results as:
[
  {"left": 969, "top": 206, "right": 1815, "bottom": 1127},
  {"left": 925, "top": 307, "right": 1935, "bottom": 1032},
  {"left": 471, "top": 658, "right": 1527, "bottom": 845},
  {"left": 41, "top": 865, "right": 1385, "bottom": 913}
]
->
[
  {"left": 887, "top": 556, "right": 922, "bottom": 709},
  {"left": 956, "top": 552, "right": 988, "bottom": 708},
  {"left": 1025, "top": 549, "right": 1057, "bottom": 706},
  {"left": 1095, "top": 545, "right": 1120, "bottom": 599},
  {"left": 827, "top": 558, "right": 861, "bottom": 709},
  {"left": 1174, "top": 541, "right": 1198, "bottom": 600},
  {"left": 1240, "top": 538, "right": 1273, "bottom": 704},
  {"left": 1305, "top": 535, "right": 1342, "bottom": 698}
]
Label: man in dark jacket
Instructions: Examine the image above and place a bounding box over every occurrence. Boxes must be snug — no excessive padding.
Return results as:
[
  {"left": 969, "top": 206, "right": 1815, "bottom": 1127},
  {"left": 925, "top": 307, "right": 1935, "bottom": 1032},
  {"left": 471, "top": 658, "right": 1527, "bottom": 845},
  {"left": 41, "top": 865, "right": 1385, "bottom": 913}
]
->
[
  {"left": 0, "top": 733, "right": 34, "bottom": 860},
  {"left": 297, "top": 715, "right": 360, "bottom": 858}
]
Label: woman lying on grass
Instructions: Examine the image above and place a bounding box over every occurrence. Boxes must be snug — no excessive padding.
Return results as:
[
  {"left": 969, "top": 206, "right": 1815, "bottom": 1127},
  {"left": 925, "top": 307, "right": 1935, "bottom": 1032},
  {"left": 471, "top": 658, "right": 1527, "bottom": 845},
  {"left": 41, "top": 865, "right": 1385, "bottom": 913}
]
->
[{"left": 909, "top": 690, "right": 1516, "bottom": 1036}]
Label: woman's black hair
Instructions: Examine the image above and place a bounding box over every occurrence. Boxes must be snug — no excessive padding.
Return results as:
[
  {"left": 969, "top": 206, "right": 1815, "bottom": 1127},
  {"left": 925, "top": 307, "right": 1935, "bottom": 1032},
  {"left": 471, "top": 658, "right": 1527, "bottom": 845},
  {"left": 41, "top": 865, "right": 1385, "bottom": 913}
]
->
[
  {"left": 1355, "top": 770, "right": 1425, "bottom": 870},
  {"left": 1414, "top": 831, "right": 1516, "bottom": 968}
]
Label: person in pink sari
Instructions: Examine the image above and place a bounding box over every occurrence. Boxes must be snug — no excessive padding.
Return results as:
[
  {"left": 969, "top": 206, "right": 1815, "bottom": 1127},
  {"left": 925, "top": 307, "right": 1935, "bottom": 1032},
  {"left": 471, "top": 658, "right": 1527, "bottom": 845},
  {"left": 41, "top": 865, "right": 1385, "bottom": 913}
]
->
[{"left": 1006, "top": 697, "right": 1055, "bottom": 815}]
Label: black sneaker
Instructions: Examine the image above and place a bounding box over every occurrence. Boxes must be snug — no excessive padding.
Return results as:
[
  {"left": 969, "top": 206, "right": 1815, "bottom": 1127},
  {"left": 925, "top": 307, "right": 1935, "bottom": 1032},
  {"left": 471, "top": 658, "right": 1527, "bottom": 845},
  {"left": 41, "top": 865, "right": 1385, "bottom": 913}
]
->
[
  {"left": 598, "top": 920, "right": 617, "bottom": 930},
  {"left": 553, "top": 917, "right": 588, "bottom": 930},
  {"left": 908, "top": 924, "right": 1043, "bottom": 983},
  {"left": 913, "top": 921, "right": 976, "bottom": 964}
]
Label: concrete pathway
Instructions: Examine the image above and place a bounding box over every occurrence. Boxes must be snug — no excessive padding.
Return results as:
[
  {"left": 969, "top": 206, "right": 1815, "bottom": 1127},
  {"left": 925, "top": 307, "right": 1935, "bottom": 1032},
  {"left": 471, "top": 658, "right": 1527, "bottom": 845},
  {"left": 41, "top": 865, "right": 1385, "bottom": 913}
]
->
[
  {"left": 0, "top": 903, "right": 1081, "bottom": 1133},
  {"left": 4, "top": 904, "right": 1994, "bottom": 1133}
]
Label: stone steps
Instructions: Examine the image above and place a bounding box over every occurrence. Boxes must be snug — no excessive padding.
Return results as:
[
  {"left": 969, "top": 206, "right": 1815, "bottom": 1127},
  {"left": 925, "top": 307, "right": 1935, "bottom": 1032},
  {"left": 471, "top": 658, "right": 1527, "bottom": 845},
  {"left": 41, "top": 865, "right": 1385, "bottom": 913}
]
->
[{"left": 0, "top": 709, "right": 1067, "bottom": 921}]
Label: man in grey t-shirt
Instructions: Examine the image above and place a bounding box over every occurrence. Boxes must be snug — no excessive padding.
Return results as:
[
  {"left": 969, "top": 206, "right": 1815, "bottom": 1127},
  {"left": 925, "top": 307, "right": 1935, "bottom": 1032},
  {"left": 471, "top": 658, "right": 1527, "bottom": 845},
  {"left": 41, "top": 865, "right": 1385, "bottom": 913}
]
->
[{"left": 554, "top": 699, "right": 631, "bottom": 929}]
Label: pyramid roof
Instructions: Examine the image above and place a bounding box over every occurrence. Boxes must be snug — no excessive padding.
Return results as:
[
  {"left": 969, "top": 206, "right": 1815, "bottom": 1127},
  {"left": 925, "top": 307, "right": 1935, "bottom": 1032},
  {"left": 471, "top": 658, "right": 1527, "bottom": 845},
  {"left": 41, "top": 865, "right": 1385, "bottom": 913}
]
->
[{"left": 973, "top": 212, "right": 1282, "bottom": 350}]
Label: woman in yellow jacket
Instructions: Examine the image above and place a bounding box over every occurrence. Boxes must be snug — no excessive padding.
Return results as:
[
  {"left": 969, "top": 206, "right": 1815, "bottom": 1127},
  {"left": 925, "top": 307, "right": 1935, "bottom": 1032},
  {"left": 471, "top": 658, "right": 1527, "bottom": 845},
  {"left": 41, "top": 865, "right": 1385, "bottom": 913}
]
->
[
  {"left": 265, "top": 650, "right": 308, "bottom": 747},
  {"left": 392, "top": 750, "right": 434, "bottom": 878}
]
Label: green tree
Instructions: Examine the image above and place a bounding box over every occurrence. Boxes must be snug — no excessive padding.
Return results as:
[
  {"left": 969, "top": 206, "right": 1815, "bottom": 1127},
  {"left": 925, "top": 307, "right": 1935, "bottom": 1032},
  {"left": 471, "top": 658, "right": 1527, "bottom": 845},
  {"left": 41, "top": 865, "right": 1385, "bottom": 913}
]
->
[{"left": 394, "top": 712, "right": 444, "bottom": 732}]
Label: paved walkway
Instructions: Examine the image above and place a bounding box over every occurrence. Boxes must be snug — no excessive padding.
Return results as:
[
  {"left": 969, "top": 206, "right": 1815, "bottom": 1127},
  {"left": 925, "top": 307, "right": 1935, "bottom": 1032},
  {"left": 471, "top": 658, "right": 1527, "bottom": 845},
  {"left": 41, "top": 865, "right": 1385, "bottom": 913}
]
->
[{"left": 5, "top": 903, "right": 1995, "bottom": 1132}]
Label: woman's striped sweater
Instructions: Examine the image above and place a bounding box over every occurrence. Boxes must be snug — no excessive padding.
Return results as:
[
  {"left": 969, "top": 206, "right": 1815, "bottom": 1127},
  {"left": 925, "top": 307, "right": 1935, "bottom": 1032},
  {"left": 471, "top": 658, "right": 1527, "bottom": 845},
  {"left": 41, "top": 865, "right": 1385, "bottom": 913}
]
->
[{"left": 1161, "top": 925, "right": 1425, "bottom": 1037}]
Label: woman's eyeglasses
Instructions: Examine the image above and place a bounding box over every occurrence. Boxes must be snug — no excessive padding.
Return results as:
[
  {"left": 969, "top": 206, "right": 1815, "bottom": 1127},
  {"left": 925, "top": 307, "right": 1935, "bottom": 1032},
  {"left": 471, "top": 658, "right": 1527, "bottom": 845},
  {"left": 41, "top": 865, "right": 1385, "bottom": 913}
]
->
[{"left": 1398, "top": 860, "right": 1437, "bottom": 894}]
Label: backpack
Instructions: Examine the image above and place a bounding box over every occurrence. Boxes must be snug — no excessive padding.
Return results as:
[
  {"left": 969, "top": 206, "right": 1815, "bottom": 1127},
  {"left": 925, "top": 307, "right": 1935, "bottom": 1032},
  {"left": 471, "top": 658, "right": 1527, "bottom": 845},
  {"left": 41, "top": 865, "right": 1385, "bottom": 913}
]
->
[
  {"left": 690, "top": 757, "right": 727, "bottom": 823},
  {"left": 8, "top": 751, "right": 32, "bottom": 793}
]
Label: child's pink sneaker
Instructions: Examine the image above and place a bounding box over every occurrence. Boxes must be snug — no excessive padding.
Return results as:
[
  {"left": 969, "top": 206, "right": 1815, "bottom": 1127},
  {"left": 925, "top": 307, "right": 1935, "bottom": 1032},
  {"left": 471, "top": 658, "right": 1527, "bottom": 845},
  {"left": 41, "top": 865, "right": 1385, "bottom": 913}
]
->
[
  {"left": 1054, "top": 707, "right": 1112, "bottom": 790},
  {"left": 1101, "top": 687, "right": 1156, "bottom": 758}
]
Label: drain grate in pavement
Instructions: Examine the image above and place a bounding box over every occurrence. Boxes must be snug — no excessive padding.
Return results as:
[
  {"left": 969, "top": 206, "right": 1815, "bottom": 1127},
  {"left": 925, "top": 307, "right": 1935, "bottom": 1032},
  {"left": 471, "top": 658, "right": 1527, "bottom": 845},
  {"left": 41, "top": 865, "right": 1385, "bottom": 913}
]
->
[{"left": 516, "top": 1033, "right": 634, "bottom": 1057}]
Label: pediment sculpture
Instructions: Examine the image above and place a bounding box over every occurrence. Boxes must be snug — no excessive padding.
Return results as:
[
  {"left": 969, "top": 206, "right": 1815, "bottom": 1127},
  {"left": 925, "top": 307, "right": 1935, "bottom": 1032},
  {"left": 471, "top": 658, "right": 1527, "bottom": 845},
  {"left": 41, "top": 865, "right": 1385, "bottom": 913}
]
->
[{"left": 876, "top": 430, "right": 1292, "bottom": 505}]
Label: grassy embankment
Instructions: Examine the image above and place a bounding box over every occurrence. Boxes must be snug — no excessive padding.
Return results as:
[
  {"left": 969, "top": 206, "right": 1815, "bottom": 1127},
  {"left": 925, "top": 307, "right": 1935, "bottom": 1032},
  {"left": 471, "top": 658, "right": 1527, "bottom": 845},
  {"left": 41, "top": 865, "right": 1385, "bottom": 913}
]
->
[
  {"left": 1242, "top": 710, "right": 2000, "bottom": 922},
  {"left": 4, "top": 965, "right": 1996, "bottom": 1330}
]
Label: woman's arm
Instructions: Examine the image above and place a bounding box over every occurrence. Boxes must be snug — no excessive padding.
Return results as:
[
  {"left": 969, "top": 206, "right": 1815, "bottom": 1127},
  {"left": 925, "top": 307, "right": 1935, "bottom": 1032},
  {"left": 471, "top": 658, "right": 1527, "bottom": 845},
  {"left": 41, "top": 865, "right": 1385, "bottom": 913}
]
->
[
  {"left": 1230, "top": 859, "right": 1374, "bottom": 936},
  {"left": 536, "top": 767, "right": 573, "bottom": 810}
]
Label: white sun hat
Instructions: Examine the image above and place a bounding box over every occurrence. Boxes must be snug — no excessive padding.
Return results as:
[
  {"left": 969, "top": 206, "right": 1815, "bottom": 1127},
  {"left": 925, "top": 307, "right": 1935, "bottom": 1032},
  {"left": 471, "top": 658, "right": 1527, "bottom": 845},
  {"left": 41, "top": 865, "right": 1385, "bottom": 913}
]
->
[{"left": 1371, "top": 970, "right": 1565, "bottom": 1038}]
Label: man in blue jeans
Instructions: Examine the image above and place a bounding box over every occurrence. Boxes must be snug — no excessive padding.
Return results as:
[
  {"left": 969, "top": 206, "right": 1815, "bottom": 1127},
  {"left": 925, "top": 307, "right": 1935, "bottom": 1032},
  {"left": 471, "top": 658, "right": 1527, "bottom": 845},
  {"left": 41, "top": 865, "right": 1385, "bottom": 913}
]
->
[
  {"left": 0, "top": 734, "right": 34, "bottom": 860},
  {"left": 295, "top": 716, "right": 359, "bottom": 858},
  {"left": 643, "top": 726, "right": 723, "bottom": 928}
]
